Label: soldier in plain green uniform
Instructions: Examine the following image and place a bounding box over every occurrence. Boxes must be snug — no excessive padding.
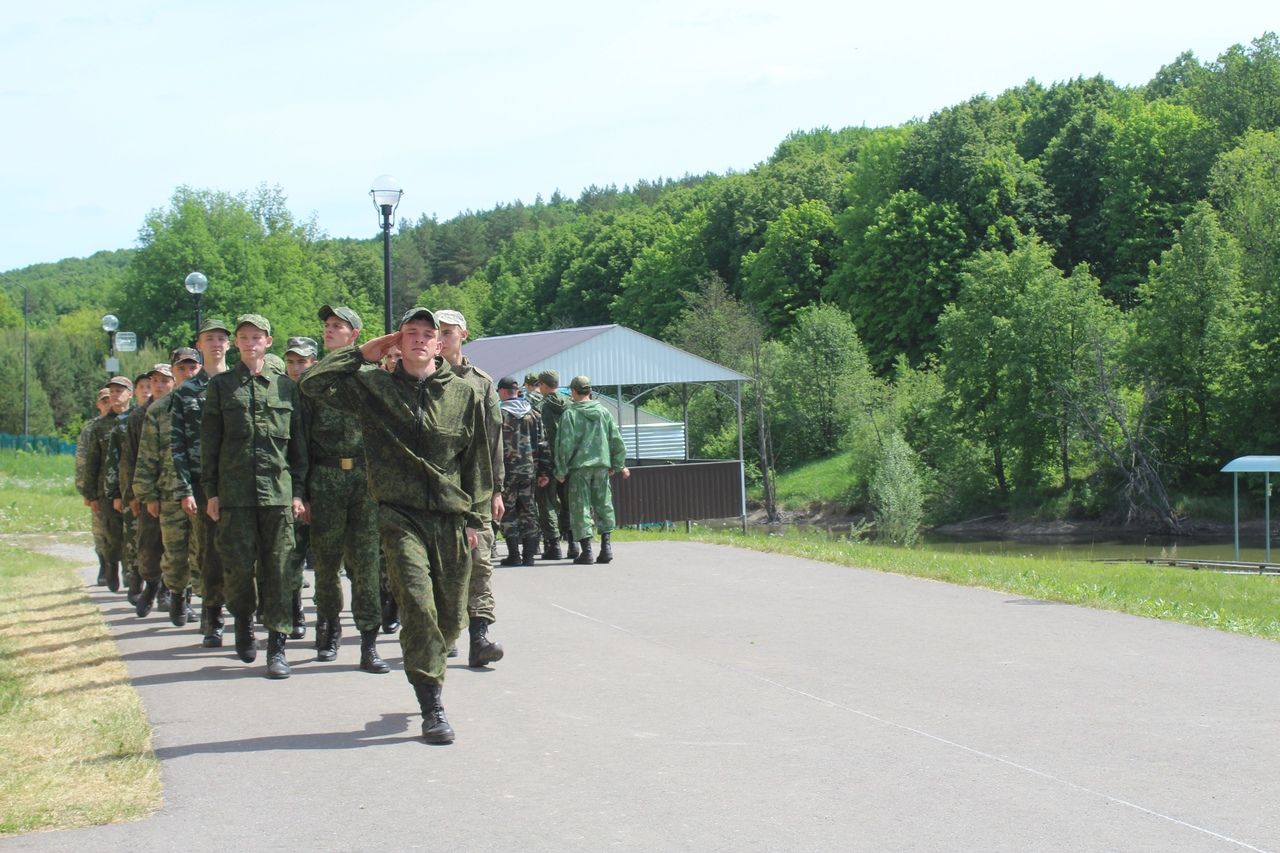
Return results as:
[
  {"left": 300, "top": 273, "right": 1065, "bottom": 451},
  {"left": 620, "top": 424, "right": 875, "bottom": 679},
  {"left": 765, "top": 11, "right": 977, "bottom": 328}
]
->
[
  {"left": 300, "top": 307, "right": 491, "bottom": 745},
  {"left": 77, "top": 389, "right": 112, "bottom": 585},
  {"left": 555, "top": 375, "right": 630, "bottom": 564},
  {"left": 135, "top": 351, "right": 205, "bottom": 629},
  {"left": 283, "top": 335, "right": 319, "bottom": 642},
  {"left": 202, "top": 314, "right": 308, "bottom": 679},
  {"left": 436, "top": 309, "right": 506, "bottom": 669},
  {"left": 83, "top": 375, "right": 133, "bottom": 591},
  {"left": 305, "top": 307, "right": 389, "bottom": 673},
  {"left": 171, "top": 319, "right": 231, "bottom": 639}
]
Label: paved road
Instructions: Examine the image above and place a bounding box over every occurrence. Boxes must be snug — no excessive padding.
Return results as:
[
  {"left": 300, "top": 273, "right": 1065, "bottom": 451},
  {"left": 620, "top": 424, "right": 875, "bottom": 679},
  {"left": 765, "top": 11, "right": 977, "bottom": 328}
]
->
[{"left": 4, "top": 540, "right": 1279, "bottom": 852}]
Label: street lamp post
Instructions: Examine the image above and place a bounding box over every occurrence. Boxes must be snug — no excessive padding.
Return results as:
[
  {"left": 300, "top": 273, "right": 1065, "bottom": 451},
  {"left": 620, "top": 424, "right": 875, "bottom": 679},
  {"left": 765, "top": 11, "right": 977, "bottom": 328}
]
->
[
  {"left": 370, "top": 174, "right": 403, "bottom": 334},
  {"left": 184, "top": 272, "right": 208, "bottom": 334},
  {"left": 102, "top": 313, "right": 119, "bottom": 376}
]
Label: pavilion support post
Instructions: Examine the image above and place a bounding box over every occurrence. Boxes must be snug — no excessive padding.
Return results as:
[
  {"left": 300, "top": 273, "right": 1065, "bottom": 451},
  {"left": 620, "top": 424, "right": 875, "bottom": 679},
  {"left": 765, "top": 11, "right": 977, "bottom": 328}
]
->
[
  {"left": 1267, "top": 472, "right": 1272, "bottom": 563},
  {"left": 736, "top": 380, "right": 746, "bottom": 534},
  {"left": 1234, "top": 472, "right": 1241, "bottom": 561}
]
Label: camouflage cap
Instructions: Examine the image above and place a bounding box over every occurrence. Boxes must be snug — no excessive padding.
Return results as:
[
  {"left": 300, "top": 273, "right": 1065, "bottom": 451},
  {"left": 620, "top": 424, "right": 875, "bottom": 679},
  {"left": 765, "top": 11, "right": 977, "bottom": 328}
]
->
[
  {"left": 285, "top": 336, "right": 319, "bottom": 357},
  {"left": 570, "top": 375, "right": 592, "bottom": 393},
  {"left": 537, "top": 369, "right": 559, "bottom": 387},
  {"left": 235, "top": 313, "right": 272, "bottom": 335},
  {"left": 434, "top": 309, "right": 467, "bottom": 331},
  {"left": 524, "top": 372, "right": 540, "bottom": 386},
  {"left": 399, "top": 307, "right": 436, "bottom": 328},
  {"left": 148, "top": 363, "right": 174, "bottom": 378},
  {"left": 318, "top": 305, "right": 362, "bottom": 331},
  {"left": 133, "top": 372, "right": 152, "bottom": 384},
  {"left": 497, "top": 375, "right": 520, "bottom": 391},
  {"left": 106, "top": 375, "right": 134, "bottom": 392},
  {"left": 199, "top": 318, "right": 231, "bottom": 335},
  {"left": 97, "top": 388, "right": 111, "bottom": 400},
  {"left": 263, "top": 353, "right": 286, "bottom": 375},
  {"left": 170, "top": 346, "right": 201, "bottom": 364}
]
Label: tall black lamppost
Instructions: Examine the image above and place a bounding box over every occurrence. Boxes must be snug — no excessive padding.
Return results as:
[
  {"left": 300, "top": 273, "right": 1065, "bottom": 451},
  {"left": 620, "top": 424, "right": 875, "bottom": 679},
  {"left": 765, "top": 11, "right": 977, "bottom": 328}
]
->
[
  {"left": 184, "top": 271, "right": 208, "bottom": 334},
  {"left": 101, "top": 313, "right": 119, "bottom": 376},
  {"left": 370, "top": 174, "right": 403, "bottom": 334},
  {"left": 3, "top": 284, "right": 29, "bottom": 438}
]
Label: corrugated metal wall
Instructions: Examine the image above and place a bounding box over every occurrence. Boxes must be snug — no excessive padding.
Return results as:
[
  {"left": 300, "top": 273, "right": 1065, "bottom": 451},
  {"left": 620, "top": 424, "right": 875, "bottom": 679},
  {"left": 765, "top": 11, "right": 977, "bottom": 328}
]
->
[{"left": 612, "top": 460, "right": 743, "bottom": 525}]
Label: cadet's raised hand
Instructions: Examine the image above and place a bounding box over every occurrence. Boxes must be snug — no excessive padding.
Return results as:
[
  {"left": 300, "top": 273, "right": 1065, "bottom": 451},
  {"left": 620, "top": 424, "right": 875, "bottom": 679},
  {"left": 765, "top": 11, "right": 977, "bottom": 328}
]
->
[{"left": 360, "top": 331, "right": 402, "bottom": 364}]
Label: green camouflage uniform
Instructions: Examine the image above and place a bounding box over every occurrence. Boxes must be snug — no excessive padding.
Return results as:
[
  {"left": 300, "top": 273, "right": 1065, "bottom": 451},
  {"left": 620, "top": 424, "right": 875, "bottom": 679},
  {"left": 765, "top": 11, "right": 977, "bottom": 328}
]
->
[
  {"left": 85, "top": 409, "right": 129, "bottom": 568},
  {"left": 115, "top": 400, "right": 160, "bottom": 583},
  {"left": 537, "top": 390, "right": 572, "bottom": 543},
  {"left": 500, "top": 398, "right": 551, "bottom": 539},
  {"left": 302, "top": 380, "right": 381, "bottom": 633},
  {"left": 76, "top": 416, "right": 108, "bottom": 564},
  {"left": 299, "top": 347, "right": 491, "bottom": 687},
  {"left": 171, "top": 369, "right": 223, "bottom": 604},
  {"left": 201, "top": 362, "right": 308, "bottom": 635},
  {"left": 555, "top": 398, "right": 627, "bottom": 542},
  {"left": 452, "top": 357, "right": 504, "bottom": 625},
  {"left": 134, "top": 395, "right": 192, "bottom": 593}
]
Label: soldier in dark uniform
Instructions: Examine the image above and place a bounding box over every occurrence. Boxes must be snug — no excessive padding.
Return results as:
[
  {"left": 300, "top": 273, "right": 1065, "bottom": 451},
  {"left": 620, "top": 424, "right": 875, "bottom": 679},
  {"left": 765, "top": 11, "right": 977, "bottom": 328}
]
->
[
  {"left": 202, "top": 314, "right": 308, "bottom": 679},
  {"left": 300, "top": 307, "right": 491, "bottom": 745},
  {"left": 283, "top": 336, "right": 319, "bottom": 641},
  {"left": 535, "top": 370, "right": 576, "bottom": 560},
  {"left": 496, "top": 376, "right": 551, "bottom": 566}
]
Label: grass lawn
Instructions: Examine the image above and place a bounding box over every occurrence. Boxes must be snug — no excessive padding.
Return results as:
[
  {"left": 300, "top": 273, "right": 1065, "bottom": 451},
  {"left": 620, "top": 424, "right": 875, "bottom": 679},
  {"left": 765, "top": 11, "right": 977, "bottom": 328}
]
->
[
  {"left": 0, "top": 450, "right": 160, "bottom": 835},
  {"left": 767, "top": 449, "right": 856, "bottom": 506}
]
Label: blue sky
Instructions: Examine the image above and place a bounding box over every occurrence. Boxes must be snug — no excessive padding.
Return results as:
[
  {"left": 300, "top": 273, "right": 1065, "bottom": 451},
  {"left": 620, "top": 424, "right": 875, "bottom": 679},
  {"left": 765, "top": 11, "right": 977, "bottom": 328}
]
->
[{"left": 0, "top": 0, "right": 1272, "bottom": 272}]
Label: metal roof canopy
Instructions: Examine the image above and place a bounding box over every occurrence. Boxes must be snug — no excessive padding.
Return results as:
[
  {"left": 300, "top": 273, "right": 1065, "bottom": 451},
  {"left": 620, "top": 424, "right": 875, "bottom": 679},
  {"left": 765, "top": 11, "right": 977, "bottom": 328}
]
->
[
  {"left": 1220, "top": 456, "right": 1280, "bottom": 560},
  {"left": 463, "top": 324, "right": 752, "bottom": 527}
]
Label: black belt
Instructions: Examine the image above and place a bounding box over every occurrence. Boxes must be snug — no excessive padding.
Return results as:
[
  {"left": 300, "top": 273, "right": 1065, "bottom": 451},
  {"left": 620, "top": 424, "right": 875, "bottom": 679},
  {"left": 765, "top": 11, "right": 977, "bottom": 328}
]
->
[{"left": 312, "top": 455, "right": 365, "bottom": 471}]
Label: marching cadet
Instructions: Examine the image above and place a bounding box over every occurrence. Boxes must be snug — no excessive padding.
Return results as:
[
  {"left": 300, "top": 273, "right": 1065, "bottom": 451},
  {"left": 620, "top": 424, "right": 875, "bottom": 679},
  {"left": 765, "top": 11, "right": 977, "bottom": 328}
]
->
[
  {"left": 82, "top": 376, "right": 133, "bottom": 591},
  {"left": 495, "top": 376, "right": 551, "bottom": 566}
]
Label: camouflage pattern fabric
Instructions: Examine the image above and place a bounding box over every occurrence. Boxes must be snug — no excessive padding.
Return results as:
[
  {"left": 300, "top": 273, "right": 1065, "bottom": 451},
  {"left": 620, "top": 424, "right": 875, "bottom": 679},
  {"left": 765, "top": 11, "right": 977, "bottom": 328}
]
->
[
  {"left": 170, "top": 370, "right": 213, "bottom": 502},
  {"left": 566, "top": 467, "right": 617, "bottom": 541},
  {"left": 500, "top": 401, "right": 550, "bottom": 540},
  {"left": 216, "top": 505, "right": 295, "bottom": 631}
]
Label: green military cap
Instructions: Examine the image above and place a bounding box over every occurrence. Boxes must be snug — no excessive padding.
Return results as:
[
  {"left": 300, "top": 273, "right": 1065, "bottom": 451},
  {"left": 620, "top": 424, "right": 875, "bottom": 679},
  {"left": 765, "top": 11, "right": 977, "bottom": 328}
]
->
[
  {"left": 569, "top": 375, "right": 591, "bottom": 393},
  {"left": 235, "top": 313, "right": 272, "bottom": 335},
  {"left": 524, "top": 372, "right": 540, "bottom": 386},
  {"left": 199, "top": 317, "right": 231, "bottom": 335},
  {"left": 106, "top": 375, "right": 134, "bottom": 392},
  {"left": 318, "top": 305, "right": 362, "bottom": 330},
  {"left": 148, "top": 363, "right": 174, "bottom": 378},
  {"left": 170, "top": 346, "right": 201, "bottom": 364},
  {"left": 285, "top": 336, "right": 319, "bottom": 357},
  {"left": 434, "top": 309, "right": 467, "bottom": 330},
  {"left": 399, "top": 306, "right": 436, "bottom": 328},
  {"left": 263, "top": 353, "right": 286, "bottom": 374},
  {"left": 537, "top": 369, "right": 559, "bottom": 387}
]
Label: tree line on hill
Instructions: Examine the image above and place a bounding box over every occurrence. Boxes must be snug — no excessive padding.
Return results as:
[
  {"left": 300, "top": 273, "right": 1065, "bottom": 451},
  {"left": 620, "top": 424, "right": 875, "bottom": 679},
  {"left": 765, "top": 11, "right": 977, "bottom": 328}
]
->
[{"left": 2, "top": 33, "right": 1277, "bottom": 531}]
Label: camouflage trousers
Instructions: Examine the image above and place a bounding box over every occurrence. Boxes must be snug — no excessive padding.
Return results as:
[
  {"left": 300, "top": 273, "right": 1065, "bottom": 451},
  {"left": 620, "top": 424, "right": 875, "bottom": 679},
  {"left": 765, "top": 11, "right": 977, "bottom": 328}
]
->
[
  {"left": 135, "top": 505, "right": 164, "bottom": 583},
  {"left": 284, "top": 516, "right": 309, "bottom": 597},
  {"left": 566, "top": 466, "right": 616, "bottom": 542},
  {"left": 158, "top": 501, "right": 193, "bottom": 593},
  {"left": 97, "top": 501, "right": 124, "bottom": 564},
  {"left": 309, "top": 466, "right": 381, "bottom": 633},
  {"left": 190, "top": 499, "right": 225, "bottom": 606},
  {"left": 535, "top": 478, "right": 570, "bottom": 542},
  {"left": 122, "top": 505, "right": 139, "bottom": 580},
  {"left": 468, "top": 524, "right": 495, "bottom": 624},
  {"left": 501, "top": 475, "right": 538, "bottom": 540},
  {"left": 215, "top": 505, "right": 294, "bottom": 634},
  {"left": 378, "top": 504, "right": 471, "bottom": 687},
  {"left": 91, "top": 505, "right": 109, "bottom": 561}
]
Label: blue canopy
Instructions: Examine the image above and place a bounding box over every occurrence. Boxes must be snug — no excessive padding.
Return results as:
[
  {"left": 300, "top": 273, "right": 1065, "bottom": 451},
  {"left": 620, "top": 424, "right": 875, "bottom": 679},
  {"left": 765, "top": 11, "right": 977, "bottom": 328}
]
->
[
  {"left": 1221, "top": 457, "right": 1280, "bottom": 561},
  {"left": 1221, "top": 455, "right": 1280, "bottom": 473}
]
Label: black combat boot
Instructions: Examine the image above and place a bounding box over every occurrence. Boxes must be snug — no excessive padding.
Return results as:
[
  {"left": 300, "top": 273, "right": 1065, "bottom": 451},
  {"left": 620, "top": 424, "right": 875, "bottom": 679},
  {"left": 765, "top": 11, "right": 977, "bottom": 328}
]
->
[
  {"left": 447, "top": 643, "right": 458, "bottom": 658},
  {"left": 541, "top": 539, "right": 562, "bottom": 560},
  {"left": 468, "top": 619, "right": 504, "bottom": 667},
  {"left": 126, "top": 570, "right": 142, "bottom": 606},
  {"left": 202, "top": 605, "right": 224, "bottom": 648},
  {"left": 413, "top": 683, "right": 454, "bottom": 745},
  {"left": 381, "top": 589, "right": 400, "bottom": 634},
  {"left": 289, "top": 590, "right": 306, "bottom": 640},
  {"left": 106, "top": 560, "right": 121, "bottom": 592},
  {"left": 500, "top": 536, "right": 521, "bottom": 566},
  {"left": 596, "top": 532, "right": 614, "bottom": 564},
  {"left": 135, "top": 579, "right": 159, "bottom": 618},
  {"left": 566, "top": 539, "right": 580, "bottom": 560},
  {"left": 155, "top": 581, "right": 171, "bottom": 612},
  {"left": 359, "top": 630, "right": 390, "bottom": 673},
  {"left": 169, "top": 584, "right": 189, "bottom": 627},
  {"left": 265, "top": 631, "right": 290, "bottom": 679},
  {"left": 314, "top": 616, "right": 329, "bottom": 651},
  {"left": 234, "top": 615, "right": 258, "bottom": 663},
  {"left": 96, "top": 555, "right": 108, "bottom": 586},
  {"left": 574, "top": 538, "right": 594, "bottom": 565},
  {"left": 522, "top": 536, "right": 539, "bottom": 567},
  {"left": 317, "top": 616, "right": 341, "bottom": 662}
]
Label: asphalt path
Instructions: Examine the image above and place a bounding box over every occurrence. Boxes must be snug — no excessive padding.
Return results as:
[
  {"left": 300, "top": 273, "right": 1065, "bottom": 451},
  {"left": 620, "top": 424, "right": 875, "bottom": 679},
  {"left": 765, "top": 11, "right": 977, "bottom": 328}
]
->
[{"left": 4, "top": 540, "right": 1279, "bottom": 852}]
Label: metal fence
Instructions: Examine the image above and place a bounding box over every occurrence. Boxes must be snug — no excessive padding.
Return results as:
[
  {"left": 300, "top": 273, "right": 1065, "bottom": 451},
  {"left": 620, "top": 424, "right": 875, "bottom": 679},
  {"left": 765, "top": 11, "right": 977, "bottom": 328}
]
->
[
  {"left": 612, "top": 459, "right": 744, "bottom": 526},
  {"left": 0, "top": 433, "right": 77, "bottom": 455}
]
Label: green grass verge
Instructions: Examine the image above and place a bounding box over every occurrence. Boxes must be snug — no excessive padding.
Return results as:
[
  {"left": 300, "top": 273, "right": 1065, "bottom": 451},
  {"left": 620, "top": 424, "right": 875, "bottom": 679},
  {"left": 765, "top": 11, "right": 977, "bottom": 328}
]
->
[
  {"left": 0, "top": 449, "right": 88, "bottom": 535},
  {"left": 617, "top": 526, "right": 1280, "bottom": 641},
  {"left": 766, "top": 449, "right": 856, "bottom": 507}
]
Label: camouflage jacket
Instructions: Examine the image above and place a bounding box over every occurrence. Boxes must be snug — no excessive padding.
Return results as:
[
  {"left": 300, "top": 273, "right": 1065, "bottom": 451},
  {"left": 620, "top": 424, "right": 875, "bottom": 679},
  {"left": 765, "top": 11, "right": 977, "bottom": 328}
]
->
[
  {"left": 133, "top": 395, "right": 183, "bottom": 503},
  {"left": 554, "top": 399, "right": 627, "bottom": 480},
  {"left": 74, "top": 416, "right": 102, "bottom": 498},
  {"left": 299, "top": 346, "right": 492, "bottom": 529},
  {"left": 86, "top": 409, "right": 129, "bottom": 500},
  {"left": 451, "top": 357, "right": 504, "bottom": 511},
  {"left": 171, "top": 369, "right": 213, "bottom": 501},
  {"left": 499, "top": 398, "right": 550, "bottom": 484},
  {"left": 539, "top": 390, "right": 568, "bottom": 464},
  {"left": 201, "top": 361, "right": 307, "bottom": 507},
  {"left": 114, "top": 400, "right": 151, "bottom": 503}
]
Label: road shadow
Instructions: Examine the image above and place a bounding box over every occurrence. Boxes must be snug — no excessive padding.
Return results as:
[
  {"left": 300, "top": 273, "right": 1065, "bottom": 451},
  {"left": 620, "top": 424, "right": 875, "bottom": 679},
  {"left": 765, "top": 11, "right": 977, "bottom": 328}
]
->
[{"left": 153, "top": 712, "right": 420, "bottom": 758}]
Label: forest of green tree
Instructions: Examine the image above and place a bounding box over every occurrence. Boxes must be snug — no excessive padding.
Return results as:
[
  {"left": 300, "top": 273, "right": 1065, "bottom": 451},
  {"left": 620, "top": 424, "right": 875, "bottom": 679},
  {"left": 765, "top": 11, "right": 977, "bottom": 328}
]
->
[{"left": 2, "top": 33, "right": 1278, "bottom": 529}]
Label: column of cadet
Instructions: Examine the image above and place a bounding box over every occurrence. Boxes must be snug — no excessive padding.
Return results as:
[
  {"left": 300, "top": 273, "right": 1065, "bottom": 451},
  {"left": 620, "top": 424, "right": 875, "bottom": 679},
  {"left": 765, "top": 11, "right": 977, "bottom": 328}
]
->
[{"left": 76, "top": 302, "right": 630, "bottom": 745}]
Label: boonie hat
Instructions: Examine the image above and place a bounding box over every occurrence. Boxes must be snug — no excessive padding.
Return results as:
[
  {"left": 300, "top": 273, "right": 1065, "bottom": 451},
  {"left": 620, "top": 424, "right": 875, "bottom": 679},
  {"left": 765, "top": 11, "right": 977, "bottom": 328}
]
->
[
  {"left": 318, "top": 305, "right": 363, "bottom": 331},
  {"left": 285, "top": 336, "right": 319, "bottom": 357},
  {"left": 537, "top": 369, "right": 559, "bottom": 387},
  {"left": 170, "top": 346, "right": 201, "bottom": 364},
  {"left": 235, "top": 313, "right": 272, "bottom": 335},
  {"left": 148, "top": 363, "right": 174, "bottom": 378},
  {"left": 434, "top": 309, "right": 467, "bottom": 331},
  {"left": 570, "top": 375, "right": 592, "bottom": 393},
  {"left": 497, "top": 375, "right": 520, "bottom": 392},
  {"left": 198, "top": 318, "right": 231, "bottom": 335},
  {"left": 399, "top": 307, "right": 436, "bottom": 328},
  {"left": 106, "top": 375, "right": 134, "bottom": 392}
]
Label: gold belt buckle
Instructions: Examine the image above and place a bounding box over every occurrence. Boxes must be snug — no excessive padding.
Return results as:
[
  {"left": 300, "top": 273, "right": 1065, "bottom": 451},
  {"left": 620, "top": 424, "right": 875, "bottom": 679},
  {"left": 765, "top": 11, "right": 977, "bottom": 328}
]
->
[{"left": 339, "top": 457, "right": 355, "bottom": 471}]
